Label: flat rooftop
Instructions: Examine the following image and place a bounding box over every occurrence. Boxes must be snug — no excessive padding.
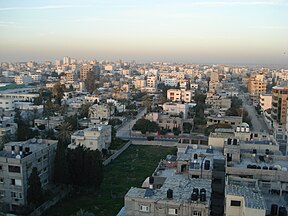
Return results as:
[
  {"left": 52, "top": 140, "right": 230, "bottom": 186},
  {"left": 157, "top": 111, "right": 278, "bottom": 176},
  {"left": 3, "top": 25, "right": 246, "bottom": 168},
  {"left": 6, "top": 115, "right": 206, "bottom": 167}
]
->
[
  {"left": 126, "top": 175, "right": 211, "bottom": 205},
  {"left": 177, "top": 146, "right": 224, "bottom": 161},
  {"left": 226, "top": 184, "right": 266, "bottom": 209}
]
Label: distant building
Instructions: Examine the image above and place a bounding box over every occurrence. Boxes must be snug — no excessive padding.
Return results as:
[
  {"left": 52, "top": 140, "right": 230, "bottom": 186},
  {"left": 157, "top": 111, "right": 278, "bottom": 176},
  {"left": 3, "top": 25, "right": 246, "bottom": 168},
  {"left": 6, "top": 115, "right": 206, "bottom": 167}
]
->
[
  {"left": 248, "top": 73, "right": 266, "bottom": 102},
  {"left": 259, "top": 94, "right": 272, "bottom": 111}
]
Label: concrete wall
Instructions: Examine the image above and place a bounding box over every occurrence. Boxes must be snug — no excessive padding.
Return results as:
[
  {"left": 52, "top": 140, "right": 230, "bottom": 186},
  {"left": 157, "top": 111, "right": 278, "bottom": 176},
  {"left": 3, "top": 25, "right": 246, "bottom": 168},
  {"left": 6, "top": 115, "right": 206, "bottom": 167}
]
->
[{"left": 102, "top": 141, "right": 131, "bottom": 166}]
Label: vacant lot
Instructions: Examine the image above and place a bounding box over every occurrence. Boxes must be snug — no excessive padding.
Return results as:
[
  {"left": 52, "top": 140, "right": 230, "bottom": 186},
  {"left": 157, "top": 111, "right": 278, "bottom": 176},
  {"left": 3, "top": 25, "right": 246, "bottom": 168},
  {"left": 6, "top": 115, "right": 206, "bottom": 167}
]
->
[{"left": 44, "top": 145, "right": 176, "bottom": 216}]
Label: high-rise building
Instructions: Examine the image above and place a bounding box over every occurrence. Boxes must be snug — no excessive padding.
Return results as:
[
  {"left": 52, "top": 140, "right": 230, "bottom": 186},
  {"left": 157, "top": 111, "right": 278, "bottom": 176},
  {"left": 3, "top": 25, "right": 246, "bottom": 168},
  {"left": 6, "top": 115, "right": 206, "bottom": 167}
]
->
[
  {"left": 271, "top": 86, "right": 288, "bottom": 126},
  {"left": 248, "top": 73, "right": 266, "bottom": 101},
  {"left": 63, "top": 56, "right": 71, "bottom": 65}
]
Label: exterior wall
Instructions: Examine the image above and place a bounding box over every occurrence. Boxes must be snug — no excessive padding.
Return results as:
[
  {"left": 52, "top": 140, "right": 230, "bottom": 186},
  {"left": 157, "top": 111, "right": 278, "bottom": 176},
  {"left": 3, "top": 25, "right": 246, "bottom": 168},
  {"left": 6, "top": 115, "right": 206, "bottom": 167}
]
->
[
  {"left": 125, "top": 196, "right": 209, "bottom": 216},
  {"left": 225, "top": 195, "right": 244, "bottom": 216},
  {"left": 259, "top": 94, "right": 272, "bottom": 111},
  {"left": 0, "top": 98, "right": 15, "bottom": 111},
  {"left": 0, "top": 140, "right": 57, "bottom": 210},
  {"left": 162, "top": 103, "right": 188, "bottom": 119},
  {"left": 89, "top": 104, "right": 111, "bottom": 120},
  {"left": 248, "top": 73, "right": 267, "bottom": 100},
  {"left": 0, "top": 93, "right": 39, "bottom": 102},
  {"left": 207, "top": 116, "right": 242, "bottom": 129},
  {"left": 167, "top": 89, "right": 192, "bottom": 102},
  {"left": 271, "top": 86, "right": 288, "bottom": 126}
]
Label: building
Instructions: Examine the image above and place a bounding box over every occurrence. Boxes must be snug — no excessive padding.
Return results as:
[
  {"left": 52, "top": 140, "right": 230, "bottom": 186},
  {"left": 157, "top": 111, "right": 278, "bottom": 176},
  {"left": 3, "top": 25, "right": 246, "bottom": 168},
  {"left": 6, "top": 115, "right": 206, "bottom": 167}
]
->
[
  {"left": 167, "top": 89, "right": 193, "bottom": 103},
  {"left": 0, "top": 98, "right": 15, "bottom": 111},
  {"left": 206, "top": 96, "right": 231, "bottom": 109},
  {"left": 69, "top": 125, "right": 112, "bottom": 151},
  {"left": 0, "top": 139, "right": 58, "bottom": 211},
  {"left": 207, "top": 115, "right": 243, "bottom": 129},
  {"left": 14, "top": 75, "right": 33, "bottom": 85},
  {"left": 271, "top": 86, "right": 288, "bottom": 126},
  {"left": 89, "top": 104, "right": 113, "bottom": 121},
  {"left": 79, "top": 64, "right": 100, "bottom": 81},
  {"left": 147, "top": 76, "right": 157, "bottom": 88},
  {"left": 162, "top": 103, "right": 188, "bottom": 119},
  {"left": 259, "top": 94, "right": 272, "bottom": 111},
  {"left": 248, "top": 73, "right": 266, "bottom": 102}
]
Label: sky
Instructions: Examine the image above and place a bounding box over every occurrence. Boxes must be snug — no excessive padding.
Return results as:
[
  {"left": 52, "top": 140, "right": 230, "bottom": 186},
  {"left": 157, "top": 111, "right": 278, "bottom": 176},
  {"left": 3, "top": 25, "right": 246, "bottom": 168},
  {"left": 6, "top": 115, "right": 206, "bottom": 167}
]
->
[{"left": 0, "top": 0, "right": 288, "bottom": 65}]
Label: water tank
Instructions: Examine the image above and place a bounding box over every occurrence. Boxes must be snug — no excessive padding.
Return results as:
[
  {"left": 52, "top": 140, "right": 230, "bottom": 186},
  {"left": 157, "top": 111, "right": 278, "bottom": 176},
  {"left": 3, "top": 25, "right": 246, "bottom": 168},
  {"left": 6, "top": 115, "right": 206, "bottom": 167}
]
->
[
  {"left": 193, "top": 188, "right": 199, "bottom": 196},
  {"left": 204, "top": 160, "right": 210, "bottom": 170},
  {"left": 200, "top": 188, "right": 206, "bottom": 202},
  {"left": 247, "top": 164, "right": 253, "bottom": 169},
  {"left": 245, "top": 127, "right": 250, "bottom": 132},
  {"left": 232, "top": 139, "right": 238, "bottom": 145},
  {"left": 265, "top": 149, "right": 270, "bottom": 155},
  {"left": 149, "top": 176, "right": 154, "bottom": 184},
  {"left": 252, "top": 165, "right": 257, "bottom": 169},
  {"left": 282, "top": 167, "right": 288, "bottom": 172},
  {"left": 236, "top": 127, "right": 240, "bottom": 132},
  {"left": 271, "top": 204, "right": 278, "bottom": 216},
  {"left": 25, "top": 147, "right": 30, "bottom": 152},
  {"left": 19, "top": 146, "right": 23, "bottom": 152},
  {"left": 227, "top": 138, "right": 232, "bottom": 145},
  {"left": 257, "top": 166, "right": 261, "bottom": 169},
  {"left": 11, "top": 146, "right": 15, "bottom": 151},
  {"left": 279, "top": 207, "right": 287, "bottom": 216},
  {"left": 269, "top": 166, "right": 274, "bottom": 170},
  {"left": 191, "top": 192, "right": 198, "bottom": 201},
  {"left": 252, "top": 149, "right": 257, "bottom": 154},
  {"left": 263, "top": 166, "right": 268, "bottom": 170},
  {"left": 241, "top": 127, "right": 245, "bottom": 132},
  {"left": 167, "top": 189, "right": 173, "bottom": 199},
  {"left": 194, "top": 154, "right": 198, "bottom": 160}
]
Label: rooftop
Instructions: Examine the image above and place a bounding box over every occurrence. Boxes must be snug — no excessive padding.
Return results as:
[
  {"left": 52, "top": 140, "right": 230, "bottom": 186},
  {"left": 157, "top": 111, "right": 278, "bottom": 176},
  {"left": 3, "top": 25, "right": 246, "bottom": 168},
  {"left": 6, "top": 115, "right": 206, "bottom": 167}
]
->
[{"left": 226, "top": 184, "right": 266, "bottom": 209}]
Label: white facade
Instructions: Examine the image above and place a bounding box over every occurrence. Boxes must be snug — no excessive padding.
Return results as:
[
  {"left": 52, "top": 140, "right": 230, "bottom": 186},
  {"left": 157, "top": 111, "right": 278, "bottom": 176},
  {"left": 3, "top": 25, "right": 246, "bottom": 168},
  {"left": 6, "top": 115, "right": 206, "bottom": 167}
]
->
[
  {"left": 69, "top": 125, "right": 112, "bottom": 151},
  {"left": 162, "top": 102, "right": 188, "bottom": 119},
  {"left": 0, "top": 98, "right": 15, "bottom": 111},
  {"left": 164, "top": 78, "right": 178, "bottom": 87}
]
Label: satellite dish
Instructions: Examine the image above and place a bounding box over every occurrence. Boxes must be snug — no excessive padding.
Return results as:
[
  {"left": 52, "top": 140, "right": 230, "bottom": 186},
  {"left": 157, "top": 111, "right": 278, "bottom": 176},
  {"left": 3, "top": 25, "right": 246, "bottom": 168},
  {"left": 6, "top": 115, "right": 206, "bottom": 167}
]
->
[
  {"left": 37, "top": 139, "right": 43, "bottom": 144},
  {"left": 192, "top": 145, "right": 198, "bottom": 149},
  {"left": 16, "top": 155, "right": 21, "bottom": 159}
]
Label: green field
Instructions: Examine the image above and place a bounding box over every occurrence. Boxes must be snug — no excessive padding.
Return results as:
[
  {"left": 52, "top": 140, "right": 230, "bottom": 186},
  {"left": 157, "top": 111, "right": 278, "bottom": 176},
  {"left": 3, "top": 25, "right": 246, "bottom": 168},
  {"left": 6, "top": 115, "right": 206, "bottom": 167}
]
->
[{"left": 44, "top": 145, "right": 176, "bottom": 216}]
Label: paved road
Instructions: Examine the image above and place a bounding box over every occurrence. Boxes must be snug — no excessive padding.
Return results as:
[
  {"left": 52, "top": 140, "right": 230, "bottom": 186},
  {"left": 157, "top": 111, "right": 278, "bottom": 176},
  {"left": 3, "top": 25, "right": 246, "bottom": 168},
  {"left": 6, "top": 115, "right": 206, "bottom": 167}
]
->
[
  {"left": 116, "top": 108, "right": 147, "bottom": 138},
  {"left": 239, "top": 94, "right": 269, "bottom": 133}
]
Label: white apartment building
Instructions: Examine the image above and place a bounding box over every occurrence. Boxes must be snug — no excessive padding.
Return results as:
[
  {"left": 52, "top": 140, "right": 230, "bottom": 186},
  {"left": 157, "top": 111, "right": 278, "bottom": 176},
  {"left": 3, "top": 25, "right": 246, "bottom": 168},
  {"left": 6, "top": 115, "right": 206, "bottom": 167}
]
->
[
  {"left": 162, "top": 102, "right": 188, "bottom": 119},
  {"left": 167, "top": 89, "right": 193, "bottom": 103},
  {"left": 163, "top": 78, "right": 178, "bottom": 87},
  {"left": 69, "top": 125, "right": 112, "bottom": 151},
  {"left": 14, "top": 75, "right": 33, "bottom": 85},
  {"left": 0, "top": 139, "right": 58, "bottom": 211},
  {"left": 0, "top": 98, "right": 15, "bottom": 111}
]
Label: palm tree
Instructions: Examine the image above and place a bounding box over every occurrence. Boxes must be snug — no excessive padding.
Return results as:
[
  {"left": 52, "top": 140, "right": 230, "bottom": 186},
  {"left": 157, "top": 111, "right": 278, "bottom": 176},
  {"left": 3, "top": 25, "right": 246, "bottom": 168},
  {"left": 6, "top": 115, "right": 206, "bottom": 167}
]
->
[{"left": 57, "top": 122, "right": 73, "bottom": 144}]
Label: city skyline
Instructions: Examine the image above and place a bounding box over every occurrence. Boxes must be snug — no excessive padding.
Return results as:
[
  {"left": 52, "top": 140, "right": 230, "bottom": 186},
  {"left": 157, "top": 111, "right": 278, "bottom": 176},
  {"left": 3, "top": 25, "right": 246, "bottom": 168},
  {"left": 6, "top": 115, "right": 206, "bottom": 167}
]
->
[{"left": 0, "top": 0, "right": 288, "bottom": 65}]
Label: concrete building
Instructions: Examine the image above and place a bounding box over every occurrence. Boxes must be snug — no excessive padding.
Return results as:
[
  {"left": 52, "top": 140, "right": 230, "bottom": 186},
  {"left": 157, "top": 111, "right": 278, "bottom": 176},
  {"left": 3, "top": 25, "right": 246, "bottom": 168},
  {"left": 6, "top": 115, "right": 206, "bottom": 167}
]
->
[
  {"left": 248, "top": 73, "right": 266, "bottom": 102},
  {"left": 206, "top": 96, "right": 231, "bottom": 109},
  {"left": 207, "top": 115, "right": 243, "bottom": 129},
  {"left": 271, "top": 86, "right": 288, "bottom": 126},
  {"left": 69, "top": 125, "right": 112, "bottom": 151},
  {"left": 0, "top": 139, "right": 58, "bottom": 211},
  {"left": 14, "top": 75, "right": 33, "bottom": 85},
  {"left": 147, "top": 76, "right": 157, "bottom": 88},
  {"left": 162, "top": 103, "right": 188, "bottom": 119},
  {"left": 0, "top": 98, "right": 15, "bottom": 111},
  {"left": 167, "top": 89, "right": 193, "bottom": 103},
  {"left": 259, "top": 94, "right": 272, "bottom": 111},
  {"left": 89, "top": 104, "right": 113, "bottom": 121},
  {"left": 0, "top": 93, "right": 39, "bottom": 102},
  {"left": 134, "top": 79, "right": 146, "bottom": 89}
]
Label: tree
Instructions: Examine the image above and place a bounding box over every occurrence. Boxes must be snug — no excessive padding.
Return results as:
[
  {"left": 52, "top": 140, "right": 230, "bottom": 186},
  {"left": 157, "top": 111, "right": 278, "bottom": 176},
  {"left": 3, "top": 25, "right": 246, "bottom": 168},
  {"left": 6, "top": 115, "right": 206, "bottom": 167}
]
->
[
  {"left": 27, "top": 167, "right": 43, "bottom": 208},
  {"left": 132, "top": 118, "right": 159, "bottom": 133},
  {"left": 72, "top": 209, "right": 95, "bottom": 216},
  {"left": 183, "top": 122, "right": 192, "bottom": 133},
  {"left": 79, "top": 103, "right": 91, "bottom": 119},
  {"left": 52, "top": 83, "right": 65, "bottom": 105},
  {"left": 57, "top": 122, "right": 73, "bottom": 145},
  {"left": 54, "top": 139, "right": 69, "bottom": 184}
]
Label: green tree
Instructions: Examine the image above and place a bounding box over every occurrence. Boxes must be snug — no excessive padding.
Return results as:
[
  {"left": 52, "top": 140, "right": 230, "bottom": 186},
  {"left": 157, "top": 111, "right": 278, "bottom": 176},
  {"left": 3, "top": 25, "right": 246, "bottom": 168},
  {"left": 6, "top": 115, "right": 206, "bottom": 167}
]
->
[
  {"left": 54, "top": 139, "right": 69, "bottom": 184},
  {"left": 57, "top": 122, "right": 73, "bottom": 144},
  {"left": 71, "top": 209, "right": 95, "bottom": 216},
  {"left": 183, "top": 122, "right": 192, "bottom": 133},
  {"left": 27, "top": 167, "right": 43, "bottom": 208},
  {"left": 52, "top": 83, "right": 65, "bottom": 105},
  {"left": 79, "top": 103, "right": 91, "bottom": 119},
  {"left": 132, "top": 118, "right": 159, "bottom": 133}
]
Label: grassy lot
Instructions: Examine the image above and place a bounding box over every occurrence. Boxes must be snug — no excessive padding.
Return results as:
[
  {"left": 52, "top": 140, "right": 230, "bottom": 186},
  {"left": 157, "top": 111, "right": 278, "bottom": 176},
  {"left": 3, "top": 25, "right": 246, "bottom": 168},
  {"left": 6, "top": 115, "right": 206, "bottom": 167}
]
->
[{"left": 44, "top": 145, "right": 176, "bottom": 216}]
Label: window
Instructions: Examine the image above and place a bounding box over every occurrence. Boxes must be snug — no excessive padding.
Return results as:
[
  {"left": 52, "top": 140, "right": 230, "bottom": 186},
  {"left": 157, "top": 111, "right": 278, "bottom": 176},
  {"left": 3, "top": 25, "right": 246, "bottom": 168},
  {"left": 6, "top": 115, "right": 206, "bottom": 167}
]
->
[
  {"left": 38, "top": 158, "right": 42, "bottom": 163},
  {"left": 193, "top": 211, "right": 202, "bottom": 216},
  {"left": 0, "top": 190, "right": 4, "bottom": 197},
  {"left": 11, "top": 191, "right": 16, "bottom": 198},
  {"left": 140, "top": 205, "right": 149, "bottom": 212},
  {"left": 231, "top": 200, "right": 241, "bottom": 207},
  {"left": 11, "top": 179, "right": 15, "bottom": 185},
  {"left": 0, "top": 178, "right": 4, "bottom": 183},
  {"left": 0, "top": 165, "right": 2, "bottom": 170},
  {"left": 8, "top": 165, "right": 21, "bottom": 173},
  {"left": 168, "top": 208, "right": 178, "bottom": 215}
]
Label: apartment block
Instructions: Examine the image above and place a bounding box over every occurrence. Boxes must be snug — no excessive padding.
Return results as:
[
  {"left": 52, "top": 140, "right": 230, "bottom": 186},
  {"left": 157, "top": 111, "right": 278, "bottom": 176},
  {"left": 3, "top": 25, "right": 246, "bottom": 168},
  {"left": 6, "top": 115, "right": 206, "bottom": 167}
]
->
[
  {"left": 0, "top": 139, "right": 57, "bottom": 211},
  {"left": 167, "top": 89, "right": 193, "bottom": 103}
]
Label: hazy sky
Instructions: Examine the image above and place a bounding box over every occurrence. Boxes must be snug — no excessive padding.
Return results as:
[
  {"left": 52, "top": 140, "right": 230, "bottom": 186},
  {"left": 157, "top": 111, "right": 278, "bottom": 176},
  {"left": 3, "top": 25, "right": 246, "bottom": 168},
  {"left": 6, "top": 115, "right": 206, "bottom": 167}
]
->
[{"left": 0, "top": 0, "right": 288, "bottom": 64}]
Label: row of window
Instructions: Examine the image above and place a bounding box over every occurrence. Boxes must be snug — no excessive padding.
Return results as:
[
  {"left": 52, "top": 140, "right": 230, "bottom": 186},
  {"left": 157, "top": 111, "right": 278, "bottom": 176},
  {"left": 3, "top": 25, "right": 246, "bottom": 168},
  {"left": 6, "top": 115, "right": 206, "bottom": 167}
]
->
[{"left": 139, "top": 205, "right": 202, "bottom": 215}]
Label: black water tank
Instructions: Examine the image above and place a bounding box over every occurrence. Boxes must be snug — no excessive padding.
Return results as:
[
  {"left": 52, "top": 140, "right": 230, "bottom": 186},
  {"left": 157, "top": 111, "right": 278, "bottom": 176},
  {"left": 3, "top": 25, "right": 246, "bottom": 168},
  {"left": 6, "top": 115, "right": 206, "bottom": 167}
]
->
[
  {"left": 263, "top": 166, "right": 268, "bottom": 170},
  {"left": 200, "top": 188, "right": 206, "bottom": 202},
  {"left": 191, "top": 192, "right": 198, "bottom": 201},
  {"left": 253, "top": 149, "right": 257, "bottom": 154},
  {"left": 227, "top": 138, "right": 232, "bottom": 145},
  {"left": 257, "top": 166, "right": 261, "bottom": 169},
  {"left": 232, "top": 139, "right": 237, "bottom": 145},
  {"left": 19, "top": 146, "right": 23, "bottom": 151},
  {"left": 265, "top": 149, "right": 270, "bottom": 155},
  {"left": 25, "top": 147, "right": 30, "bottom": 152},
  {"left": 252, "top": 165, "right": 257, "bottom": 169},
  {"left": 204, "top": 160, "right": 210, "bottom": 170},
  {"left": 194, "top": 154, "right": 198, "bottom": 160},
  {"left": 271, "top": 204, "right": 278, "bottom": 216},
  {"left": 269, "top": 166, "right": 274, "bottom": 170},
  {"left": 247, "top": 164, "right": 253, "bottom": 169},
  {"left": 11, "top": 146, "right": 15, "bottom": 151},
  {"left": 193, "top": 188, "right": 199, "bottom": 196},
  {"left": 149, "top": 176, "right": 154, "bottom": 184},
  {"left": 167, "top": 189, "right": 173, "bottom": 199},
  {"left": 279, "top": 206, "right": 287, "bottom": 216}
]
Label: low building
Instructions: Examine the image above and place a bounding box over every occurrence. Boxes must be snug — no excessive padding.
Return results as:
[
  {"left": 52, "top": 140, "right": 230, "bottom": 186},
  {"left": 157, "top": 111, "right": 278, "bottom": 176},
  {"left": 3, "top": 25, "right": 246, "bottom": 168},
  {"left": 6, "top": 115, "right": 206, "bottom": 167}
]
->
[
  {"left": 0, "top": 98, "right": 15, "bottom": 111},
  {"left": 69, "top": 125, "right": 112, "bottom": 151},
  {"left": 162, "top": 103, "right": 188, "bottom": 119},
  {"left": 0, "top": 139, "right": 57, "bottom": 211},
  {"left": 206, "top": 96, "right": 231, "bottom": 109},
  {"left": 89, "top": 104, "right": 113, "bottom": 121},
  {"left": 207, "top": 115, "right": 242, "bottom": 129},
  {"left": 167, "top": 89, "right": 193, "bottom": 103}
]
